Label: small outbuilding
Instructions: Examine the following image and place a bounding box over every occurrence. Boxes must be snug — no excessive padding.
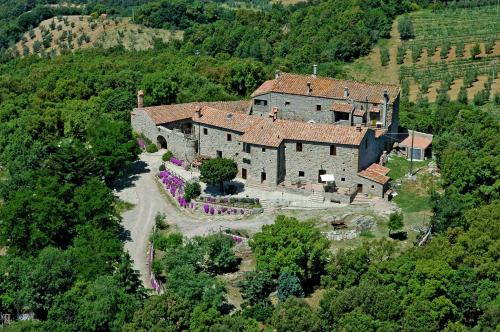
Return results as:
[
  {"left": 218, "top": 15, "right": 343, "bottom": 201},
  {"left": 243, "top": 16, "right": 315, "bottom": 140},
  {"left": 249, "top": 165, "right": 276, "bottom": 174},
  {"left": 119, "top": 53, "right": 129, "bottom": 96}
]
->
[{"left": 399, "top": 130, "right": 433, "bottom": 161}]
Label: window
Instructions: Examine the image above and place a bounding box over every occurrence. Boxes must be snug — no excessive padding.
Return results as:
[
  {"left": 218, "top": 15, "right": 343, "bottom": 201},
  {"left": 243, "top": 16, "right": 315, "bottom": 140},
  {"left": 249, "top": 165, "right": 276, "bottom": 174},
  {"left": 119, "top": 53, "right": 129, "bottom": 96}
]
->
[
  {"left": 254, "top": 99, "right": 268, "bottom": 106},
  {"left": 285, "top": 101, "right": 290, "bottom": 106},
  {"left": 262, "top": 147, "right": 266, "bottom": 152},
  {"left": 341, "top": 177, "right": 345, "bottom": 182},
  {"left": 243, "top": 143, "right": 251, "bottom": 153},
  {"left": 243, "top": 158, "right": 251, "bottom": 164},
  {"left": 296, "top": 142, "right": 302, "bottom": 152},
  {"left": 242, "top": 168, "right": 247, "bottom": 179},
  {"left": 227, "top": 134, "right": 232, "bottom": 141},
  {"left": 330, "top": 145, "right": 336, "bottom": 156},
  {"left": 203, "top": 128, "right": 208, "bottom": 135},
  {"left": 216, "top": 151, "right": 222, "bottom": 158},
  {"left": 299, "top": 171, "right": 305, "bottom": 177},
  {"left": 371, "top": 185, "right": 375, "bottom": 189},
  {"left": 316, "top": 104, "right": 322, "bottom": 111},
  {"left": 261, "top": 172, "right": 266, "bottom": 182}
]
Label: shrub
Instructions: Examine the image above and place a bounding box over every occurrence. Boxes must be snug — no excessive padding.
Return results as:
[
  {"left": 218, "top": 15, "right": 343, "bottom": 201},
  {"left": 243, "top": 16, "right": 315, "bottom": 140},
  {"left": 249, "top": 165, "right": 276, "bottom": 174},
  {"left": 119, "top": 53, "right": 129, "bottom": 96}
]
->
[
  {"left": 494, "top": 92, "right": 500, "bottom": 105},
  {"left": 419, "top": 79, "right": 430, "bottom": 94},
  {"left": 411, "top": 45, "right": 422, "bottom": 63},
  {"left": 242, "top": 300, "right": 274, "bottom": 323},
  {"left": 398, "top": 16, "right": 414, "bottom": 40},
  {"left": 379, "top": 47, "right": 389, "bottom": 66},
  {"left": 238, "top": 271, "right": 276, "bottom": 305},
  {"left": 436, "top": 88, "right": 450, "bottom": 106},
  {"left": 470, "top": 42, "right": 481, "bottom": 60},
  {"left": 388, "top": 212, "right": 404, "bottom": 235},
  {"left": 155, "top": 212, "right": 168, "bottom": 230},
  {"left": 184, "top": 181, "right": 201, "bottom": 201},
  {"left": 146, "top": 143, "right": 158, "bottom": 153},
  {"left": 455, "top": 41, "right": 465, "bottom": 58},
  {"left": 457, "top": 86, "right": 468, "bottom": 104},
  {"left": 159, "top": 164, "right": 165, "bottom": 171},
  {"left": 485, "top": 38, "right": 495, "bottom": 54},
  {"left": 401, "top": 79, "right": 410, "bottom": 98},
  {"left": 162, "top": 151, "right": 173, "bottom": 161},
  {"left": 463, "top": 69, "right": 477, "bottom": 88},
  {"left": 396, "top": 46, "right": 406, "bottom": 64},
  {"left": 439, "top": 42, "right": 450, "bottom": 59},
  {"left": 427, "top": 42, "right": 437, "bottom": 57},
  {"left": 473, "top": 89, "right": 489, "bottom": 106},
  {"left": 32, "top": 41, "right": 42, "bottom": 53}
]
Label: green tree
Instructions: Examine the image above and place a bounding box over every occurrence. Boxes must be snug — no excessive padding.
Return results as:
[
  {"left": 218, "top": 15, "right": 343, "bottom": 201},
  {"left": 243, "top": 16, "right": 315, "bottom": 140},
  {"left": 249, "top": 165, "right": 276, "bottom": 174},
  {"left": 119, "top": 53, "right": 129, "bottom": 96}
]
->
[
  {"left": 457, "top": 86, "right": 468, "bottom": 104},
  {"left": 199, "top": 157, "right": 237, "bottom": 192},
  {"left": 184, "top": 180, "right": 201, "bottom": 201},
  {"left": 250, "top": 215, "right": 329, "bottom": 284},
  {"left": 470, "top": 42, "right": 481, "bottom": 60},
  {"left": 122, "top": 291, "right": 192, "bottom": 332},
  {"left": 398, "top": 15, "right": 414, "bottom": 40},
  {"left": 271, "top": 297, "right": 320, "bottom": 332},
  {"left": 277, "top": 271, "right": 304, "bottom": 302},
  {"left": 387, "top": 212, "right": 404, "bottom": 235},
  {"left": 238, "top": 271, "right": 276, "bottom": 305}
]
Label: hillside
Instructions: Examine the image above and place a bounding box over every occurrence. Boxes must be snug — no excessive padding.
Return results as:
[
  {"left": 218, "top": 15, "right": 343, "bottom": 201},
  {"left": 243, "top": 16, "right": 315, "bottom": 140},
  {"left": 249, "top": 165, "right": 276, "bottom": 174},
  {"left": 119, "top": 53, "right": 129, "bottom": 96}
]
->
[
  {"left": 344, "top": 5, "right": 499, "bottom": 103},
  {"left": 13, "top": 15, "right": 182, "bottom": 57}
]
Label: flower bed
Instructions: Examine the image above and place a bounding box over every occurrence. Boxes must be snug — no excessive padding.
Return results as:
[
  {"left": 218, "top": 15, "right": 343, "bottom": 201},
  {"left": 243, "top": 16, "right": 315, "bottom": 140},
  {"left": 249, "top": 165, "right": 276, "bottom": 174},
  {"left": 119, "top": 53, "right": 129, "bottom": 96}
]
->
[
  {"left": 169, "top": 157, "right": 183, "bottom": 167},
  {"left": 158, "top": 171, "right": 195, "bottom": 210},
  {"left": 200, "top": 196, "right": 261, "bottom": 209}
]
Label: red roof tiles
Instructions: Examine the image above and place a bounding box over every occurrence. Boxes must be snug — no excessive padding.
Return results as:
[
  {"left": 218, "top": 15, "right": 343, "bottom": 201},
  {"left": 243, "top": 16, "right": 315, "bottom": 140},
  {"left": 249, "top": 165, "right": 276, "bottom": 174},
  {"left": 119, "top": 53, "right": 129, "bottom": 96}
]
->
[
  {"left": 400, "top": 131, "right": 433, "bottom": 150},
  {"left": 331, "top": 103, "right": 354, "bottom": 113},
  {"left": 358, "top": 163, "right": 390, "bottom": 184},
  {"left": 239, "top": 119, "right": 367, "bottom": 147},
  {"left": 251, "top": 73, "right": 399, "bottom": 104},
  {"left": 142, "top": 100, "right": 251, "bottom": 125}
]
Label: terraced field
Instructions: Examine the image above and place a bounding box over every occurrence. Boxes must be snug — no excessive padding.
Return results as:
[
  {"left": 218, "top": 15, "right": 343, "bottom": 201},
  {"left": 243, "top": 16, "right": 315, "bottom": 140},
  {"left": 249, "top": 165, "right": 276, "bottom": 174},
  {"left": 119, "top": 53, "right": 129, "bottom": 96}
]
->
[
  {"left": 13, "top": 15, "right": 182, "bottom": 58},
  {"left": 345, "top": 5, "right": 499, "bottom": 103}
]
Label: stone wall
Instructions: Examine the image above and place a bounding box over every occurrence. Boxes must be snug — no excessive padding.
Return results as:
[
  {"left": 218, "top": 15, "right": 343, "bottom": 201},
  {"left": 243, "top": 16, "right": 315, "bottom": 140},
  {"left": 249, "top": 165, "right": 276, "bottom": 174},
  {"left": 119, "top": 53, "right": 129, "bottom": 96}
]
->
[
  {"left": 358, "top": 130, "right": 384, "bottom": 171},
  {"left": 251, "top": 92, "right": 398, "bottom": 129},
  {"left": 355, "top": 174, "right": 386, "bottom": 197},
  {"left": 242, "top": 144, "right": 279, "bottom": 188},
  {"left": 157, "top": 126, "right": 197, "bottom": 163},
  {"left": 131, "top": 108, "right": 159, "bottom": 143},
  {"left": 283, "top": 140, "right": 360, "bottom": 188},
  {"left": 197, "top": 123, "right": 243, "bottom": 161}
]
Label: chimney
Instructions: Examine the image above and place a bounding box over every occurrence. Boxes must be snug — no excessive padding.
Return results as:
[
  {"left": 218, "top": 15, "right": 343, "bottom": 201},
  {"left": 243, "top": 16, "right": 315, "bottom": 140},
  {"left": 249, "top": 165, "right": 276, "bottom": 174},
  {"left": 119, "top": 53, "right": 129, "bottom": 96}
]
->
[
  {"left": 355, "top": 124, "right": 362, "bottom": 132},
  {"left": 307, "top": 81, "right": 312, "bottom": 95},
  {"left": 137, "top": 90, "right": 144, "bottom": 108},
  {"left": 195, "top": 107, "right": 202, "bottom": 118},
  {"left": 275, "top": 70, "right": 281, "bottom": 79},
  {"left": 343, "top": 87, "right": 349, "bottom": 98},
  {"left": 312, "top": 64, "right": 318, "bottom": 77}
]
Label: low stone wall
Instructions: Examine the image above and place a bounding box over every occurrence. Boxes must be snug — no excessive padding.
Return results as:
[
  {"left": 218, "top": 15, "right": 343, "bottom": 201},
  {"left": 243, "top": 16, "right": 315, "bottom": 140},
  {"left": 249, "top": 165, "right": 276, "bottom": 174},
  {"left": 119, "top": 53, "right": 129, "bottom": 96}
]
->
[{"left": 323, "top": 229, "right": 359, "bottom": 241}]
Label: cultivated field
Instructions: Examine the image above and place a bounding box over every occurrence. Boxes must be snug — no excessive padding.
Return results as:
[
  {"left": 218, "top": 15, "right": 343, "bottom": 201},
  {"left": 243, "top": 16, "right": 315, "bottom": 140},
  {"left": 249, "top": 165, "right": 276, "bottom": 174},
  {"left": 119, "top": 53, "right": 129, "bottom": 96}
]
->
[
  {"left": 345, "top": 5, "right": 499, "bottom": 103},
  {"left": 13, "top": 15, "right": 182, "bottom": 57}
]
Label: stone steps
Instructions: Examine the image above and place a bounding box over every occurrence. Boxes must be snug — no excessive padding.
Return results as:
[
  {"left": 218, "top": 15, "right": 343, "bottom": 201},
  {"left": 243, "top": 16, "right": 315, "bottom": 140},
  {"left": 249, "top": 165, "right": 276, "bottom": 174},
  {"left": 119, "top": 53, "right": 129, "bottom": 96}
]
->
[
  {"left": 259, "top": 199, "right": 273, "bottom": 213},
  {"left": 310, "top": 191, "right": 325, "bottom": 203},
  {"left": 351, "top": 194, "right": 371, "bottom": 205},
  {"left": 247, "top": 182, "right": 272, "bottom": 191}
]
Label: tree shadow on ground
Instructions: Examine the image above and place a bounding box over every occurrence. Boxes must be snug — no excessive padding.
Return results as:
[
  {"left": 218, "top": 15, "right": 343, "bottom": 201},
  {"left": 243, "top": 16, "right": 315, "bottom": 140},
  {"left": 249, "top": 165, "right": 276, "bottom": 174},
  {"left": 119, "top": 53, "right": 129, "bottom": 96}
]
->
[
  {"left": 113, "top": 160, "right": 149, "bottom": 191},
  {"left": 204, "top": 180, "right": 245, "bottom": 196},
  {"left": 389, "top": 231, "right": 408, "bottom": 240},
  {"left": 118, "top": 224, "right": 132, "bottom": 242}
]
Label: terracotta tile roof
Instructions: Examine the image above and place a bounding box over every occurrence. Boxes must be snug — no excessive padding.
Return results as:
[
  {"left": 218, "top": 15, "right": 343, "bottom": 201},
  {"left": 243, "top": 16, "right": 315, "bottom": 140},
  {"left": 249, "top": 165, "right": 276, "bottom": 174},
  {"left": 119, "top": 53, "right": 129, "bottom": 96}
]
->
[
  {"left": 193, "top": 106, "right": 263, "bottom": 133},
  {"left": 239, "top": 119, "right": 368, "bottom": 147},
  {"left": 370, "top": 107, "right": 381, "bottom": 113},
  {"left": 358, "top": 163, "right": 390, "bottom": 184},
  {"left": 400, "top": 130, "right": 433, "bottom": 150},
  {"left": 353, "top": 109, "right": 366, "bottom": 117},
  {"left": 251, "top": 73, "right": 399, "bottom": 104},
  {"left": 331, "top": 103, "right": 354, "bottom": 113},
  {"left": 141, "top": 100, "right": 251, "bottom": 125}
]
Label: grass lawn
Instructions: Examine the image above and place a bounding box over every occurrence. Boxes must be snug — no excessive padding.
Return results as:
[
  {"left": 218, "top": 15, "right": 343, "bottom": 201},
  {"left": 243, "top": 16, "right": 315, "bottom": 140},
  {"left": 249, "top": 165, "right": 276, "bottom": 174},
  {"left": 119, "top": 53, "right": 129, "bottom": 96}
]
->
[
  {"left": 386, "top": 156, "right": 431, "bottom": 180},
  {"left": 114, "top": 199, "right": 135, "bottom": 214}
]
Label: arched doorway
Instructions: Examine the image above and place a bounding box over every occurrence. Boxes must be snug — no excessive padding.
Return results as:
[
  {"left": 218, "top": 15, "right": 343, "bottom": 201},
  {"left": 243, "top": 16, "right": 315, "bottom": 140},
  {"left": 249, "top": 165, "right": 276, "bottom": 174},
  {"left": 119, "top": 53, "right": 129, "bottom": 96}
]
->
[{"left": 157, "top": 136, "right": 167, "bottom": 149}]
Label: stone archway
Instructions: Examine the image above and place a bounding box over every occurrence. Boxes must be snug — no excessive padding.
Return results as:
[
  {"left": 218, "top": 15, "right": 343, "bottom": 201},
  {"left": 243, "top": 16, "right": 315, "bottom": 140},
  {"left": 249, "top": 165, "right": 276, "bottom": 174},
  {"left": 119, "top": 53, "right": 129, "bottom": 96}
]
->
[{"left": 157, "top": 135, "right": 167, "bottom": 149}]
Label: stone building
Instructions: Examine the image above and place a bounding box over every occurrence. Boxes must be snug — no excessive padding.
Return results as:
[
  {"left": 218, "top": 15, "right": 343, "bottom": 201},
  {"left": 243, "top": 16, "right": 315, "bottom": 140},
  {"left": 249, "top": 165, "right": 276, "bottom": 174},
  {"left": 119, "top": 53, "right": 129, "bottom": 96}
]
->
[{"left": 131, "top": 72, "right": 399, "bottom": 200}]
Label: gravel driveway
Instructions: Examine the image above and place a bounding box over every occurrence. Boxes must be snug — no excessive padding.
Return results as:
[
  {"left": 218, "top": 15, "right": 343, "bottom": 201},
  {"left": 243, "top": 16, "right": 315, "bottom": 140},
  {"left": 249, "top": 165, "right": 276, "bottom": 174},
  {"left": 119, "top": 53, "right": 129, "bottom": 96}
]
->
[{"left": 115, "top": 152, "right": 275, "bottom": 286}]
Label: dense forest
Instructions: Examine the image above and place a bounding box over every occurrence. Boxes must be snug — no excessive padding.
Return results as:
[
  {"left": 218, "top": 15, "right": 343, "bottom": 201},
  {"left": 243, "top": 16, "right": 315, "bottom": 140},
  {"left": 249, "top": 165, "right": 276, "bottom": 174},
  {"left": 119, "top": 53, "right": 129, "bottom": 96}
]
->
[{"left": 0, "top": 0, "right": 498, "bottom": 331}]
